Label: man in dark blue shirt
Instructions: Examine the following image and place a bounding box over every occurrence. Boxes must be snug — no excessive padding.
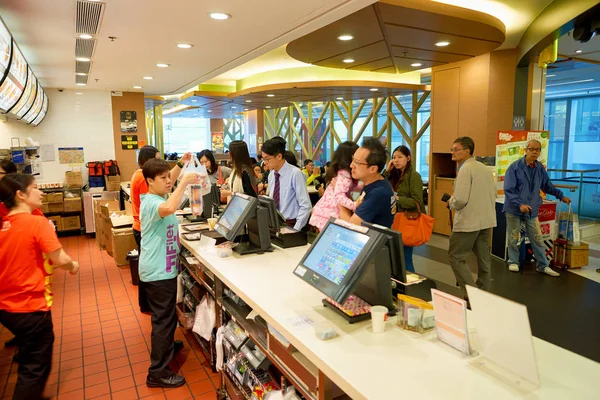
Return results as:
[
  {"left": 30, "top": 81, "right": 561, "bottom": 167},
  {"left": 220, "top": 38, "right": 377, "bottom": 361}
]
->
[{"left": 339, "top": 138, "right": 396, "bottom": 228}]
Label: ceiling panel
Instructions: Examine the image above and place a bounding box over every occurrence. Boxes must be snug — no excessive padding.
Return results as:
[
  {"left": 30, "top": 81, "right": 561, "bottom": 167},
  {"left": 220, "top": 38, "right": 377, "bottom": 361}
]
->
[
  {"left": 314, "top": 41, "right": 391, "bottom": 70},
  {"left": 390, "top": 45, "right": 468, "bottom": 64}
]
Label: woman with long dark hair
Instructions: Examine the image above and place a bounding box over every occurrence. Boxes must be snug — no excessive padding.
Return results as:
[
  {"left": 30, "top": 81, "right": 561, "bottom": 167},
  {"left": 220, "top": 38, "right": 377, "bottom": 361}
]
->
[
  {"left": 386, "top": 145, "right": 424, "bottom": 272},
  {"left": 0, "top": 173, "right": 80, "bottom": 399},
  {"left": 309, "top": 141, "right": 361, "bottom": 231},
  {"left": 197, "top": 149, "right": 231, "bottom": 186},
  {"left": 220, "top": 141, "right": 257, "bottom": 197}
]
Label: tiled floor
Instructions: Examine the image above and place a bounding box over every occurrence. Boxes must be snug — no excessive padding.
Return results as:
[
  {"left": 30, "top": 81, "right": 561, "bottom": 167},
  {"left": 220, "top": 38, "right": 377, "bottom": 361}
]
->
[{"left": 0, "top": 236, "right": 218, "bottom": 400}]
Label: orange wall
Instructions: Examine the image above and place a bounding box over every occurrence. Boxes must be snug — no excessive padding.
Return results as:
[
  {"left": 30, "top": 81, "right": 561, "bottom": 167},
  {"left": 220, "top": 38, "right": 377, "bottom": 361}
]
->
[{"left": 111, "top": 92, "right": 146, "bottom": 181}]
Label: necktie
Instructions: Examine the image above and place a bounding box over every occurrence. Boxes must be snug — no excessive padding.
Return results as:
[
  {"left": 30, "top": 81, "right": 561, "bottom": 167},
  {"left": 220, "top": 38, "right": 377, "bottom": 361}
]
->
[{"left": 273, "top": 171, "right": 281, "bottom": 209}]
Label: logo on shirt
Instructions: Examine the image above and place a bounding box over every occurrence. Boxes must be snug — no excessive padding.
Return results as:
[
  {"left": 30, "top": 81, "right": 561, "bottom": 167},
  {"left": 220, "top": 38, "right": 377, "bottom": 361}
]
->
[
  {"left": 165, "top": 224, "right": 178, "bottom": 273},
  {"left": 1, "top": 220, "right": 10, "bottom": 231}
]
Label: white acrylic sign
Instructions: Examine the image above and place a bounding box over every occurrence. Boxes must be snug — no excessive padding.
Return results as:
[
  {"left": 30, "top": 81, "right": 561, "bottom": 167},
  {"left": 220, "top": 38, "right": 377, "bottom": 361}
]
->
[{"left": 431, "top": 289, "right": 470, "bottom": 355}]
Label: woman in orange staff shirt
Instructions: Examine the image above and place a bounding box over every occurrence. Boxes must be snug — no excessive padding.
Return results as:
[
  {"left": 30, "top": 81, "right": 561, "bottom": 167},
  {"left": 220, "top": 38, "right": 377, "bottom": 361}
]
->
[
  {"left": 130, "top": 146, "right": 191, "bottom": 312},
  {"left": 0, "top": 173, "right": 80, "bottom": 400}
]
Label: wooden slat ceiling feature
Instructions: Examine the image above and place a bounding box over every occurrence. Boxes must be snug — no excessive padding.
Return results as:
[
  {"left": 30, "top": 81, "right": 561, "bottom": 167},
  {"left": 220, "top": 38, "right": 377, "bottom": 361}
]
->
[
  {"left": 286, "top": 1, "right": 505, "bottom": 74},
  {"left": 167, "top": 81, "right": 428, "bottom": 116}
]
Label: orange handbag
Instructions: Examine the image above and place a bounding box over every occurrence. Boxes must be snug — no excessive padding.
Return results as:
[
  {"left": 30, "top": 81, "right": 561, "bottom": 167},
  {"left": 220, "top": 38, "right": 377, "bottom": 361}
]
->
[{"left": 392, "top": 200, "right": 434, "bottom": 247}]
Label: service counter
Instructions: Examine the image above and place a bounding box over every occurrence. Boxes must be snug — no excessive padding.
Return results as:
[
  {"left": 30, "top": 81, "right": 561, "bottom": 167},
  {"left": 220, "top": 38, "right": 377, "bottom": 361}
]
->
[{"left": 181, "top": 237, "right": 600, "bottom": 400}]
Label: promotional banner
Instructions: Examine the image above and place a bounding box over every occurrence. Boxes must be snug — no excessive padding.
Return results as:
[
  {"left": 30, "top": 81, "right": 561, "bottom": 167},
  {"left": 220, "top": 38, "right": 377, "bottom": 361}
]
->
[{"left": 495, "top": 130, "right": 550, "bottom": 194}]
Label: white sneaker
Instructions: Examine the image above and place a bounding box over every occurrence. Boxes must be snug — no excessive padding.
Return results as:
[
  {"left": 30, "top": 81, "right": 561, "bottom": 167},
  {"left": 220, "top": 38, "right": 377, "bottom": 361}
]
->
[
  {"left": 508, "top": 263, "right": 519, "bottom": 272},
  {"left": 537, "top": 266, "right": 560, "bottom": 277}
]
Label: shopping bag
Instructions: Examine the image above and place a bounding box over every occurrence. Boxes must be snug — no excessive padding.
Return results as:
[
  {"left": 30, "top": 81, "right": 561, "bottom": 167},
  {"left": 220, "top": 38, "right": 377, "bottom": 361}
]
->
[
  {"left": 178, "top": 155, "right": 212, "bottom": 203},
  {"left": 193, "top": 295, "right": 216, "bottom": 341},
  {"left": 391, "top": 200, "right": 434, "bottom": 247},
  {"left": 558, "top": 203, "right": 580, "bottom": 246}
]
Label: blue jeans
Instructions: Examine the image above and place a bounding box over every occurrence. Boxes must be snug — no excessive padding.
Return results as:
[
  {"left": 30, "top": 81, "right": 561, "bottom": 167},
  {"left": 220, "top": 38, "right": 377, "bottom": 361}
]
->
[
  {"left": 403, "top": 245, "right": 415, "bottom": 273},
  {"left": 505, "top": 212, "right": 548, "bottom": 270}
]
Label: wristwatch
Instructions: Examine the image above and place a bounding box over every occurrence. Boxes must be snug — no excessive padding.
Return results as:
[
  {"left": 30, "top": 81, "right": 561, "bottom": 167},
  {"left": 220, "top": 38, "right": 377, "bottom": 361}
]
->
[{"left": 177, "top": 160, "right": 184, "bottom": 168}]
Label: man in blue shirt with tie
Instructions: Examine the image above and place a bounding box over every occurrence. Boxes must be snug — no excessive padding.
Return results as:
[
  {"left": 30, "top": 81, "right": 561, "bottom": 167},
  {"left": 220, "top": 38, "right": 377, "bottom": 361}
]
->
[{"left": 262, "top": 136, "right": 312, "bottom": 231}]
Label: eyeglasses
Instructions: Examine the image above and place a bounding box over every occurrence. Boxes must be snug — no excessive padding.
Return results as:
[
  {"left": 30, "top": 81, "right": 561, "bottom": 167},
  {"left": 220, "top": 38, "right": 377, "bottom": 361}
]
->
[
  {"left": 262, "top": 156, "right": 275, "bottom": 164},
  {"left": 526, "top": 147, "right": 541, "bottom": 152},
  {"left": 351, "top": 158, "right": 369, "bottom": 166},
  {"left": 450, "top": 147, "right": 464, "bottom": 153}
]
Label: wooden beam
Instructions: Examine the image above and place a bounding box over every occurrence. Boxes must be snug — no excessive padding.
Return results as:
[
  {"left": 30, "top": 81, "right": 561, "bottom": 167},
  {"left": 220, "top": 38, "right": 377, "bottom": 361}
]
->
[
  {"left": 416, "top": 116, "right": 431, "bottom": 143},
  {"left": 391, "top": 96, "right": 412, "bottom": 126}
]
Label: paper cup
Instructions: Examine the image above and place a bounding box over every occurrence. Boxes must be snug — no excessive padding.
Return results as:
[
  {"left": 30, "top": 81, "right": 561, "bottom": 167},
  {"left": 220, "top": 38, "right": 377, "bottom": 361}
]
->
[
  {"left": 370, "top": 305, "right": 388, "bottom": 333},
  {"left": 207, "top": 218, "right": 218, "bottom": 231}
]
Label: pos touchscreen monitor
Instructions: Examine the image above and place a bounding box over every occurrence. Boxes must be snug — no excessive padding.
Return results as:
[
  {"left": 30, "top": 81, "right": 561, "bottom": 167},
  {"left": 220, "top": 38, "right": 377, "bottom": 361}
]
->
[
  {"left": 293, "top": 218, "right": 387, "bottom": 305},
  {"left": 257, "top": 195, "right": 285, "bottom": 231},
  {"left": 361, "top": 221, "right": 405, "bottom": 283},
  {"left": 215, "top": 193, "right": 255, "bottom": 240}
]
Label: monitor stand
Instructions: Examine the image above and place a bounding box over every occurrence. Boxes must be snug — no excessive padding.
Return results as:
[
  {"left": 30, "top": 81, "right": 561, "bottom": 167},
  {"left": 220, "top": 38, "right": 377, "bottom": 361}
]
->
[
  {"left": 185, "top": 215, "right": 207, "bottom": 223},
  {"left": 233, "top": 206, "right": 273, "bottom": 255}
]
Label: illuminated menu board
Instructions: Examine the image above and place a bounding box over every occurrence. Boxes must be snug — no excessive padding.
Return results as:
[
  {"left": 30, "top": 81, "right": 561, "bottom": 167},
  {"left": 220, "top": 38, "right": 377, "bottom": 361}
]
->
[
  {"left": 0, "top": 40, "right": 27, "bottom": 113},
  {"left": 31, "top": 93, "right": 48, "bottom": 126},
  {"left": 9, "top": 67, "right": 37, "bottom": 118},
  {"left": 0, "top": 19, "right": 10, "bottom": 80},
  {"left": 23, "top": 82, "right": 43, "bottom": 123}
]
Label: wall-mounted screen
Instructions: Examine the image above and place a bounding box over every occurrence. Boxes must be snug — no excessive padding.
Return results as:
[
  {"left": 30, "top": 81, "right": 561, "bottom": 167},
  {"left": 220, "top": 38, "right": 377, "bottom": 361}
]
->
[
  {"left": 9, "top": 67, "right": 37, "bottom": 118},
  {"left": 0, "top": 40, "right": 27, "bottom": 113},
  {"left": 22, "top": 82, "right": 43, "bottom": 123},
  {"left": 31, "top": 93, "right": 48, "bottom": 126},
  {"left": 0, "top": 19, "right": 11, "bottom": 81}
]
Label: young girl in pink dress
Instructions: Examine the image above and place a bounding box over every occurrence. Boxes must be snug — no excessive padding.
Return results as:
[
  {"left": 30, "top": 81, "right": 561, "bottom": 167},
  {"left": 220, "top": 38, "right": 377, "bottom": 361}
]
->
[{"left": 309, "top": 141, "right": 361, "bottom": 231}]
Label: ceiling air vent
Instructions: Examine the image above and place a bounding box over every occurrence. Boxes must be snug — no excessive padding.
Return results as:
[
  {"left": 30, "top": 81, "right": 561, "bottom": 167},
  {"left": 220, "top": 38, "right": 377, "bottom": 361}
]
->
[
  {"left": 75, "top": 61, "right": 91, "bottom": 74},
  {"left": 75, "top": 38, "right": 96, "bottom": 59},
  {"left": 76, "top": 75, "right": 88, "bottom": 85},
  {"left": 75, "top": 0, "right": 105, "bottom": 35}
]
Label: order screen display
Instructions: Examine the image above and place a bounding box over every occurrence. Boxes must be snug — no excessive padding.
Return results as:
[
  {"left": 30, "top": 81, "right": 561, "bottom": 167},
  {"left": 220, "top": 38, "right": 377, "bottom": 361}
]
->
[
  {"left": 219, "top": 195, "right": 250, "bottom": 230},
  {"left": 303, "top": 223, "right": 369, "bottom": 285}
]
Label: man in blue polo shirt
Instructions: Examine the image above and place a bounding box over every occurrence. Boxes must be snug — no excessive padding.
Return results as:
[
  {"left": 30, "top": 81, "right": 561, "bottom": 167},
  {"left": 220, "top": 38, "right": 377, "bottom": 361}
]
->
[
  {"left": 339, "top": 138, "right": 396, "bottom": 228},
  {"left": 503, "top": 139, "right": 571, "bottom": 276}
]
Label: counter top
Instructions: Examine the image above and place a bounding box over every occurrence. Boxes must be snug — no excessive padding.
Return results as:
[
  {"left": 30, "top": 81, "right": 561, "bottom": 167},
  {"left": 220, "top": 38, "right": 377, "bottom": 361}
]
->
[
  {"left": 181, "top": 238, "right": 600, "bottom": 400},
  {"left": 120, "top": 181, "right": 130, "bottom": 197}
]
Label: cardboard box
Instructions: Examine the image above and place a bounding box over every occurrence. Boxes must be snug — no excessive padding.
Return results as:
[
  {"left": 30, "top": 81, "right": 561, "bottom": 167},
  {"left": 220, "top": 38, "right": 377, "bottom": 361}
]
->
[
  {"left": 41, "top": 193, "right": 48, "bottom": 203},
  {"left": 554, "top": 242, "right": 589, "bottom": 269},
  {"left": 48, "top": 216, "right": 61, "bottom": 231},
  {"left": 102, "top": 211, "right": 126, "bottom": 256},
  {"left": 105, "top": 175, "right": 121, "bottom": 192},
  {"left": 48, "top": 203, "right": 63, "bottom": 213},
  {"left": 124, "top": 200, "right": 133, "bottom": 216},
  {"left": 100, "top": 200, "right": 120, "bottom": 218},
  {"left": 40, "top": 203, "right": 49, "bottom": 214},
  {"left": 111, "top": 227, "right": 137, "bottom": 266},
  {"left": 47, "top": 192, "right": 64, "bottom": 203},
  {"left": 65, "top": 171, "right": 83, "bottom": 188},
  {"left": 63, "top": 197, "right": 82, "bottom": 212},
  {"left": 61, "top": 216, "right": 81, "bottom": 231}
]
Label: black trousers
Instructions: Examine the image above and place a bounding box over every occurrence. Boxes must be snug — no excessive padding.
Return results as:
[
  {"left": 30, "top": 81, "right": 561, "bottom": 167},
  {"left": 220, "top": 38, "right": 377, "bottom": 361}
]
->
[
  {"left": 133, "top": 229, "right": 150, "bottom": 312},
  {"left": 142, "top": 278, "right": 177, "bottom": 378},
  {"left": 0, "top": 310, "right": 54, "bottom": 400}
]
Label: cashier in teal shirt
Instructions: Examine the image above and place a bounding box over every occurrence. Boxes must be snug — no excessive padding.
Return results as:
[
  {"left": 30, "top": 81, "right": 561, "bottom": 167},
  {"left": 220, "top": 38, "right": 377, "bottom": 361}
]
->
[{"left": 139, "top": 158, "right": 199, "bottom": 388}]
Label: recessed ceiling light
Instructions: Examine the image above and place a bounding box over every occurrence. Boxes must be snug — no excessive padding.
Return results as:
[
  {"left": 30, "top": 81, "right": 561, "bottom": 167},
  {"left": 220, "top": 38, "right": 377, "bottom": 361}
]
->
[
  {"left": 547, "top": 74, "right": 556, "bottom": 78},
  {"left": 267, "top": 94, "right": 275, "bottom": 97},
  {"left": 209, "top": 12, "right": 231, "bottom": 20},
  {"left": 575, "top": 49, "right": 583, "bottom": 54},
  {"left": 75, "top": 72, "right": 87, "bottom": 76},
  {"left": 370, "top": 88, "right": 379, "bottom": 92},
  {"left": 266, "top": 106, "right": 271, "bottom": 109},
  {"left": 133, "top": 85, "right": 142, "bottom": 89},
  {"left": 76, "top": 83, "right": 86, "bottom": 86},
  {"left": 75, "top": 57, "right": 90, "bottom": 62},
  {"left": 411, "top": 63, "right": 423, "bottom": 67},
  {"left": 191, "top": 99, "right": 197, "bottom": 102},
  {"left": 79, "top": 34, "right": 93, "bottom": 39},
  {"left": 338, "top": 35, "right": 354, "bottom": 41},
  {"left": 435, "top": 41, "right": 450, "bottom": 47},
  {"left": 143, "top": 76, "right": 153, "bottom": 80},
  {"left": 231, "top": 106, "right": 237, "bottom": 109},
  {"left": 244, "top": 108, "right": 249, "bottom": 111},
  {"left": 336, "top": 97, "right": 344, "bottom": 100},
  {"left": 156, "top": 63, "right": 170, "bottom": 68},
  {"left": 342, "top": 58, "right": 355, "bottom": 63},
  {"left": 245, "top": 100, "right": 252, "bottom": 103},
  {"left": 177, "top": 43, "right": 193, "bottom": 49},
  {"left": 75, "top": 92, "right": 83, "bottom": 95}
]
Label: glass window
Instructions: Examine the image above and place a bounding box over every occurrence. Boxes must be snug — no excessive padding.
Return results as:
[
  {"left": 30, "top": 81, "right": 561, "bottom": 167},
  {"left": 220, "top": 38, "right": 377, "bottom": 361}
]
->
[
  {"left": 163, "top": 117, "right": 210, "bottom": 155},
  {"left": 572, "top": 97, "right": 600, "bottom": 142},
  {"left": 544, "top": 99, "right": 568, "bottom": 178}
]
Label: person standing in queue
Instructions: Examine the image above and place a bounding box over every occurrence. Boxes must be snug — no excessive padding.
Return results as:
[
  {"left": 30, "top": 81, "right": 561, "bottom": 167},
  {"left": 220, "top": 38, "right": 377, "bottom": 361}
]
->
[
  {"left": 130, "top": 146, "right": 191, "bottom": 313},
  {"left": 0, "top": 173, "right": 80, "bottom": 400},
  {"left": 140, "top": 158, "right": 199, "bottom": 389},
  {"left": 446, "top": 137, "right": 496, "bottom": 300},
  {"left": 339, "top": 138, "right": 396, "bottom": 228},
  {"left": 385, "top": 145, "right": 424, "bottom": 273},
  {"left": 261, "top": 136, "right": 312, "bottom": 230}
]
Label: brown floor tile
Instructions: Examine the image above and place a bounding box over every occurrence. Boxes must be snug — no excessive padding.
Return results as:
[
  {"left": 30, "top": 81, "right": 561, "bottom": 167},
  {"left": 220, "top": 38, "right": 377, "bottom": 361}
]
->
[
  {"left": 111, "top": 386, "right": 138, "bottom": 399},
  {"left": 57, "top": 376, "right": 84, "bottom": 394},
  {"left": 136, "top": 384, "right": 164, "bottom": 398},
  {"left": 84, "top": 371, "right": 108, "bottom": 386},
  {"left": 84, "top": 382, "right": 110, "bottom": 399},
  {"left": 84, "top": 361, "right": 107, "bottom": 377},
  {"left": 109, "top": 375, "right": 135, "bottom": 392},
  {"left": 107, "top": 356, "right": 129, "bottom": 370},
  {"left": 189, "top": 379, "right": 215, "bottom": 396},
  {"left": 59, "top": 368, "right": 83, "bottom": 383},
  {"left": 108, "top": 365, "right": 132, "bottom": 381},
  {"left": 164, "top": 385, "right": 193, "bottom": 400}
]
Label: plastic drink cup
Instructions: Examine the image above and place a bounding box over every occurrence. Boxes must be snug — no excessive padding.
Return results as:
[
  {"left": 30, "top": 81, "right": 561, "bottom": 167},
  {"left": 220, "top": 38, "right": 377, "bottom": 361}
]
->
[
  {"left": 370, "top": 305, "right": 388, "bottom": 333},
  {"left": 190, "top": 184, "right": 203, "bottom": 216},
  {"left": 207, "top": 218, "right": 218, "bottom": 231}
]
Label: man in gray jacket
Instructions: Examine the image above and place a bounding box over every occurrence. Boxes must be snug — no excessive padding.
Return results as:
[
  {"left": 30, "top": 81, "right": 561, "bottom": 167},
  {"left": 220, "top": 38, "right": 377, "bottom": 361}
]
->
[{"left": 447, "top": 137, "right": 497, "bottom": 299}]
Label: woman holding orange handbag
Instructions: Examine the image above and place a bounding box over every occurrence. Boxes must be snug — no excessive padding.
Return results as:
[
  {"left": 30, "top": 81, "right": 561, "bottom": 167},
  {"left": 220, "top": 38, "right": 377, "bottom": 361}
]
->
[{"left": 386, "top": 145, "right": 424, "bottom": 272}]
